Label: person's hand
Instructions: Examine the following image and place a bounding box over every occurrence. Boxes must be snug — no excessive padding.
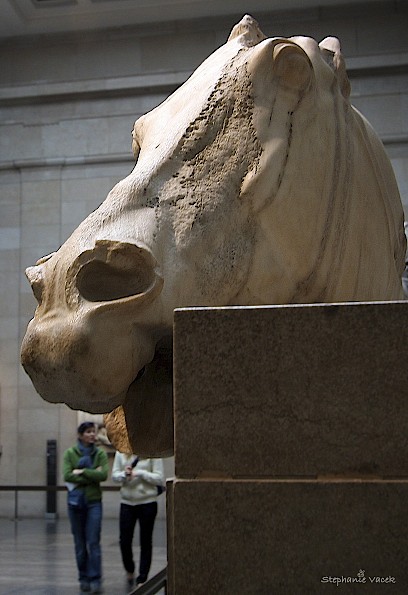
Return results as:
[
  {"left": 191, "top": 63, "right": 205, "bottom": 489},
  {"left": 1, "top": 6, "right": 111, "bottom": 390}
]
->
[
  {"left": 134, "top": 469, "right": 147, "bottom": 480},
  {"left": 72, "top": 469, "right": 84, "bottom": 475},
  {"left": 125, "top": 465, "right": 133, "bottom": 479}
]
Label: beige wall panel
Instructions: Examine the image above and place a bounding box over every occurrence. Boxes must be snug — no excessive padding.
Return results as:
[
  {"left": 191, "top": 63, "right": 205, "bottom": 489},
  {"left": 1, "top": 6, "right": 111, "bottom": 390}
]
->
[
  {"left": 20, "top": 224, "right": 60, "bottom": 251},
  {"left": 17, "top": 409, "right": 60, "bottom": 437},
  {"left": 0, "top": 249, "right": 19, "bottom": 272},
  {"left": 0, "top": 341, "right": 18, "bottom": 388},
  {"left": 0, "top": 282, "right": 19, "bottom": 319},
  {"left": 0, "top": 316, "right": 18, "bottom": 340},
  {"left": 141, "top": 30, "right": 217, "bottom": 73},
  {"left": 0, "top": 228, "right": 19, "bottom": 251},
  {"left": 21, "top": 185, "right": 61, "bottom": 228},
  {"left": 352, "top": 95, "right": 405, "bottom": 137},
  {"left": 0, "top": 122, "right": 42, "bottom": 162},
  {"left": 356, "top": 16, "right": 408, "bottom": 55},
  {"left": 0, "top": 387, "right": 18, "bottom": 487},
  {"left": 17, "top": 385, "right": 51, "bottom": 411}
]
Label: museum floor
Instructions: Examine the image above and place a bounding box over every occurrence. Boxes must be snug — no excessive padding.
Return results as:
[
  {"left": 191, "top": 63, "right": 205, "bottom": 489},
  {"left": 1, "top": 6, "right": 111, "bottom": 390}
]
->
[{"left": 0, "top": 517, "right": 167, "bottom": 595}]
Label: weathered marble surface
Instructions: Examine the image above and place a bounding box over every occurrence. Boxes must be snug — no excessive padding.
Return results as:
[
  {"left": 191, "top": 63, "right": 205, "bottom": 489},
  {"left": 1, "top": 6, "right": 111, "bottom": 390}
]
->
[{"left": 20, "top": 15, "right": 406, "bottom": 455}]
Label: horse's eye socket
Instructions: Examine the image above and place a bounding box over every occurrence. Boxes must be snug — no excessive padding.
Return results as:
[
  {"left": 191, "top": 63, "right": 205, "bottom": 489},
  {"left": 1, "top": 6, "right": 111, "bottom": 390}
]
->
[{"left": 74, "top": 241, "right": 156, "bottom": 303}]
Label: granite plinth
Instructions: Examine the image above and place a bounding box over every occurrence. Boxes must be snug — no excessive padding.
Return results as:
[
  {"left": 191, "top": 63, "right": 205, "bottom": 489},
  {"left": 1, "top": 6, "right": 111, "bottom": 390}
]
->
[
  {"left": 174, "top": 301, "right": 408, "bottom": 478},
  {"left": 167, "top": 479, "right": 408, "bottom": 594}
]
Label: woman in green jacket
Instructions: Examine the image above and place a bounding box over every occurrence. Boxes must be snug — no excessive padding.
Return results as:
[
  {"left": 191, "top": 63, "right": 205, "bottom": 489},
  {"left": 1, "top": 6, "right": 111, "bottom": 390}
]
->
[{"left": 63, "top": 422, "right": 108, "bottom": 594}]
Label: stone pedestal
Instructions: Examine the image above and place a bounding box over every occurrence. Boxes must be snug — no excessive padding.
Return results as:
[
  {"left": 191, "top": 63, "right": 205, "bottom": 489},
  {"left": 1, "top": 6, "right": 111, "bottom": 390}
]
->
[{"left": 167, "top": 302, "right": 408, "bottom": 594}]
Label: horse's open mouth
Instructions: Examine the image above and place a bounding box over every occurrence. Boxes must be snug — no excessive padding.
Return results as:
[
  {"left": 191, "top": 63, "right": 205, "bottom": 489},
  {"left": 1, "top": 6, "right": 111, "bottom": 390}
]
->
[{"left": 104, "top": 334, "right": 174, "bottom": 457}]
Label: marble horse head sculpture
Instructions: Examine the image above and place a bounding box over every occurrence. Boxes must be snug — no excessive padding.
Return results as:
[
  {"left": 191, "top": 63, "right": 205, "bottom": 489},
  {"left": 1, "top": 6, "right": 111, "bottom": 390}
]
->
[{"left": 21, "top": 16, "right": 406, "bottom": 456}]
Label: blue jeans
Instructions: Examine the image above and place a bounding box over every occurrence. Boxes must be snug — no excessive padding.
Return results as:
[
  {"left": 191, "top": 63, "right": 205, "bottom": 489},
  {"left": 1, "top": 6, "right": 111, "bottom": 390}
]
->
[{"left": 68, "top": 499, "right": 102, "bottom": 584}]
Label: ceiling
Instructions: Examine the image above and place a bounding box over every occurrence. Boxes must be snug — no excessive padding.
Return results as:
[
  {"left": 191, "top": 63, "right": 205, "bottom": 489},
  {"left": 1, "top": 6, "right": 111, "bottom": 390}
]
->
[{"left": 1, "top": 0, "right": 386, "bottom": 39}]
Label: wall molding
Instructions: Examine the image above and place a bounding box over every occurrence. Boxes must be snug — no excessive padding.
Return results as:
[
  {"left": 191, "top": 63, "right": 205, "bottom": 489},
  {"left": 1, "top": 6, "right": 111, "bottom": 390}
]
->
[
  {"left": 0, "top": 152, "right": 133, "bottom": 171},
  {"left": 0, "top": 71, "right": 191, "bottom": 107},
  {"left": 1, "top": 136, "right": 407, "bottom": 172},
  {"left": 1, "top": 53, "right": 407, "bottom": 107}
]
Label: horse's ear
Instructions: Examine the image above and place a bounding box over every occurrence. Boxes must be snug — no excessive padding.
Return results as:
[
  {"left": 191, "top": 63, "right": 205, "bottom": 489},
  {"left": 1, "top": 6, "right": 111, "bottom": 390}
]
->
[
  {"left": 319, "top": 37, "right": 351, "bottom": 99},
  {"left": 228, "top": 14, "right": 266, "bottom": 47},
  {"left": 273, "top": 43, "right": 312, "bottom": 92}
]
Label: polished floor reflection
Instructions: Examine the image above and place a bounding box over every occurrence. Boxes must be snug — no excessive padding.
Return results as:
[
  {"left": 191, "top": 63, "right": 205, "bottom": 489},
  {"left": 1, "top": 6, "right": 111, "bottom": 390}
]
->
[{"left": 0, "top": 517, "right": 166, "bottom": 595}]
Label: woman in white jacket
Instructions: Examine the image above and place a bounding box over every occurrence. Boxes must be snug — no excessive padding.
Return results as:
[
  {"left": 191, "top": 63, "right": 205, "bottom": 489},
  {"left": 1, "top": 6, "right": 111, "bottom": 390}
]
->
[{"left": 112, "top": 452, "right": 165, "bottom": 589}]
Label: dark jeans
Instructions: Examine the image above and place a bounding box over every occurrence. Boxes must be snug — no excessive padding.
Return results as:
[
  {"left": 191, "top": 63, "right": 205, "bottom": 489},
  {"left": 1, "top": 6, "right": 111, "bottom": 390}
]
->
[
  {"left": 68, "top": 500, "right": 102, "bottom": 584},
  {"left": 119, "top": 501, "right": 158, "bottom": 580}
]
